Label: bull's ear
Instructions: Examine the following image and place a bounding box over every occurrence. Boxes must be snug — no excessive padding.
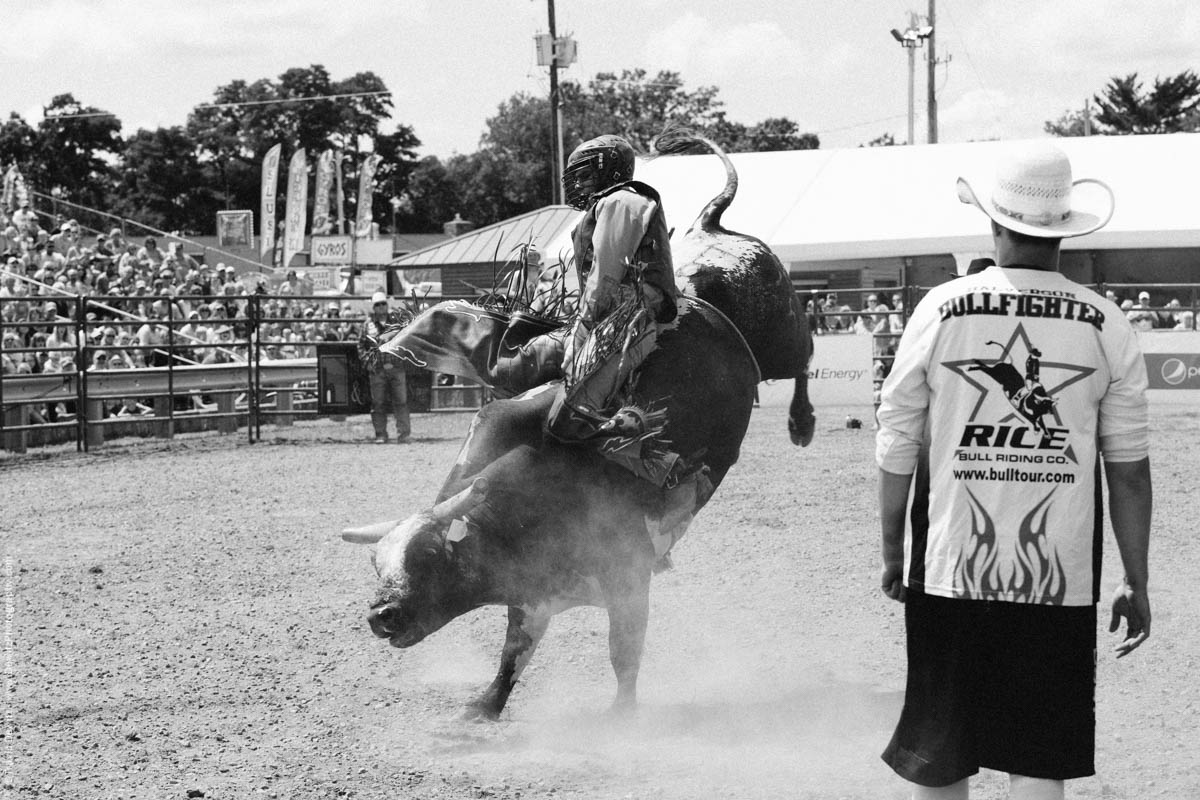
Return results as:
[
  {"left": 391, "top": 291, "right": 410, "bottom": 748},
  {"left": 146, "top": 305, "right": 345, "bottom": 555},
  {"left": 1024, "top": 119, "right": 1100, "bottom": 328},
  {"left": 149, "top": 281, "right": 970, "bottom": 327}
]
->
[{"left": 341, "top": 519, "right": 401, "bottom": 544}]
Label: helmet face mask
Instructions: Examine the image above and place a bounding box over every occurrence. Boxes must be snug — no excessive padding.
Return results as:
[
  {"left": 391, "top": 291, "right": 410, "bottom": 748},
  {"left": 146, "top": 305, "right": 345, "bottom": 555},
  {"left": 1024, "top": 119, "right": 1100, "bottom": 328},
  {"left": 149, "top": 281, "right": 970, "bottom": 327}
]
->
[{"left": 562, "top": 135, "right": 635, "bottom": 210}]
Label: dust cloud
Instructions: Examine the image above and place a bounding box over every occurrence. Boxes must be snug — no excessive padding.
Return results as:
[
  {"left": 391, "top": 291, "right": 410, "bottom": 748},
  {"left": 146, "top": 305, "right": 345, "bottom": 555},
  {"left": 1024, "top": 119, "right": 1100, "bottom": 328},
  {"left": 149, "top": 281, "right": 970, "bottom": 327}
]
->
[{"left": 389, "top": 604, "right": 906, "bottom": 799}]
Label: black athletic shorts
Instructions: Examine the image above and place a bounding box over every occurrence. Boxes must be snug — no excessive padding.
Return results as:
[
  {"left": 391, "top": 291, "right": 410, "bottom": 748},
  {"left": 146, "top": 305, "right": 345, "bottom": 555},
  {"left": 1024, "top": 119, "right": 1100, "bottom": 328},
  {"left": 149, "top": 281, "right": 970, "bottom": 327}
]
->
[{"left": 882, "top": 590, "right": 1097, "bottom": 786}]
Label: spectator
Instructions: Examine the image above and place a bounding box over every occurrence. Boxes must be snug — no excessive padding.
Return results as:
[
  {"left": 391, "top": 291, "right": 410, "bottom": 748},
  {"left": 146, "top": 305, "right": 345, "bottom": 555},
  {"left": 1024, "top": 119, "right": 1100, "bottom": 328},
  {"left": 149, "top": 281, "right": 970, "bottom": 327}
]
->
[
  {"left": 1158, "top": 298, "right": 1181, "bottom": 329},
  {"left": 107, "top": 228, "right": 127, "bottom": 253},
  {"left": 45, "top": 321, "right": 76, "bottom": 353},
  {"left": 117, "top": 243, "right": 140, "bottom": 272},
  {"left": 115, "top": 397, "right": 153, "bottom": 417},
  {"left": 42, "top": 242, "right": 67, "bottom": 273},
  {"left": 92, "top": 233, "right": 116, "bottom": 266},
  {"left": 1, "top": 331, "right": 31, "bottom": 374},
  {"left": 11, "top": 200, "right": 36, "bottom": 234},
  {"left": 358, "top": 291, "right": 411, "bottom": 444},
  {"left": 89, "top": 349, "right": 111, "bottom": 371},
  {"left": 888, "top": 291, "right": 906, "bottom": 335},
  {"left": 201, "top": 324, "right": 241, "bottom": 364},
  {"left": 1126, "top": 291, "right": 1157, "bottom": 331},
  {"left": 137, "top": 236, "right": 165, "bottom": 268},
  {"left": 49, "top": 222, "right": 79, "bottom": 257},
  {"left": 167, "top": 242, "right": 200, "bottom": 274},
  {"left": 136, "top": 313, "right": 173, "bottom": 367}
]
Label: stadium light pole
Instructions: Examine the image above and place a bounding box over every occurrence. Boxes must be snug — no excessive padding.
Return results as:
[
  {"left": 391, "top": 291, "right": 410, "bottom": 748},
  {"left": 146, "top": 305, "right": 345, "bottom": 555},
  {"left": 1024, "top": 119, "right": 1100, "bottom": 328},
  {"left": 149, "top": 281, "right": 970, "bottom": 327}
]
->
[{"left": 890, "top": 15, "right": 933, "bottom": 146}]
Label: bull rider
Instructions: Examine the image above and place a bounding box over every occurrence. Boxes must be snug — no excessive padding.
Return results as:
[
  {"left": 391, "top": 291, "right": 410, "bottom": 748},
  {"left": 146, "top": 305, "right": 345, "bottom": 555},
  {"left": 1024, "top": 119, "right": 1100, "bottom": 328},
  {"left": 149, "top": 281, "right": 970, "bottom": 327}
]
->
[{"left": 545, "top": 134, "right": 684, "bottom": 486}]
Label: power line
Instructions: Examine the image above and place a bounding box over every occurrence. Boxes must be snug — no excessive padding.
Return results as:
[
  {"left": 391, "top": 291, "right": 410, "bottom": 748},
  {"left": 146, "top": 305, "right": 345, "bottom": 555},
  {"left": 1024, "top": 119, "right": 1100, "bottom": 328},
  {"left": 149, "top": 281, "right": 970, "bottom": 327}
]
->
[
  {"left": 195, "top": 90, "right": 392, "bottom": 111},
  {"left": 941, "top": 2, "right": 987, "bottom": 95},
  {"left": 41, "top": 90, "right": 394, "bottom": 121},
  {"left": 820, "top": 112, "right": 902, "bottom": 136}
]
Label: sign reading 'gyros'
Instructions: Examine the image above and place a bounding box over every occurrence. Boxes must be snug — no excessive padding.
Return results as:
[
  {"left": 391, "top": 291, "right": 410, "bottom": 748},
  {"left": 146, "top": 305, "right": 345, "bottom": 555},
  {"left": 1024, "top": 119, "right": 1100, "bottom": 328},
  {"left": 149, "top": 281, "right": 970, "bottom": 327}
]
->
[{"left": 311, "top": 235, "right": 353, "bottom": 264}]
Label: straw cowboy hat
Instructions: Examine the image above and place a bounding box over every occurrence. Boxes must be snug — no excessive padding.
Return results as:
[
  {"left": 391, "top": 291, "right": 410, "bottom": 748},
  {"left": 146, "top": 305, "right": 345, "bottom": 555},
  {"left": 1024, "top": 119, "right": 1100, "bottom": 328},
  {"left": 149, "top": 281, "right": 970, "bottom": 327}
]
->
[{"left": 956, "top": 141, "right": 1114, "bottom": 238}]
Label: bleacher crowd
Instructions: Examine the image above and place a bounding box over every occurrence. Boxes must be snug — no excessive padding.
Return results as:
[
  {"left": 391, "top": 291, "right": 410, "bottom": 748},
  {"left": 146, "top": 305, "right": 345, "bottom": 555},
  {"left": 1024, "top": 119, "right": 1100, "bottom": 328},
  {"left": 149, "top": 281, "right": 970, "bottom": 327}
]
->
[
  {"left": 1, "top": 212, "right": 366, "bottom": 376},
  {"left": 1, "top": 205, "right": 368, "bottom": 422}
]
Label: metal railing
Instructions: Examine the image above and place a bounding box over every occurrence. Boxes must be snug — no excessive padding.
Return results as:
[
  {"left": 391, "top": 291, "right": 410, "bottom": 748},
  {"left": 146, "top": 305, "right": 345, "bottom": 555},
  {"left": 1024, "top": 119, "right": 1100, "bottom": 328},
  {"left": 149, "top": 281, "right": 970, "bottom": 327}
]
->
[{"left": 1, "top": 292, "right": 362, "bottom": 452}]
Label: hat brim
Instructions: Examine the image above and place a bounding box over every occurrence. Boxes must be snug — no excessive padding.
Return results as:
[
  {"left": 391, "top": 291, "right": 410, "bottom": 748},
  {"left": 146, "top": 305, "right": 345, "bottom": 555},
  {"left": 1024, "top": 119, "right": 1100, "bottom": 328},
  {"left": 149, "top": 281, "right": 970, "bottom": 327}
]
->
[{"left": 957, "top": 176, "right": 1114, "bottom": 239}]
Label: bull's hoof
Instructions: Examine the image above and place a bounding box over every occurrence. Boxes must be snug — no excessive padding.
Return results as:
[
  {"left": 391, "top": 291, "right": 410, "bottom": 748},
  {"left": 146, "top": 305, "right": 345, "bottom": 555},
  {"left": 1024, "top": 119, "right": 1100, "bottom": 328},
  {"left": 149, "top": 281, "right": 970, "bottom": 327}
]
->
[
  {"left": 605, "top": 698, "right": 638, "bottom": 719},
  {"left": 461, "top": 698, "right": 503, "bottom": 722},
  {"left": 789, "top": 414, "right": 816, "bottom": 447}
]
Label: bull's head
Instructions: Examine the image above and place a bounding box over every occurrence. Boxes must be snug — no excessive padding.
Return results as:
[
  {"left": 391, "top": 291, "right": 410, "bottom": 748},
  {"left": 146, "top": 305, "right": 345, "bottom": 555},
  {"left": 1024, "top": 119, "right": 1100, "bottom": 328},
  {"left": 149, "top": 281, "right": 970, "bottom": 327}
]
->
[{"left": 342, "top": 478, "right": 489, "bottom": 648}]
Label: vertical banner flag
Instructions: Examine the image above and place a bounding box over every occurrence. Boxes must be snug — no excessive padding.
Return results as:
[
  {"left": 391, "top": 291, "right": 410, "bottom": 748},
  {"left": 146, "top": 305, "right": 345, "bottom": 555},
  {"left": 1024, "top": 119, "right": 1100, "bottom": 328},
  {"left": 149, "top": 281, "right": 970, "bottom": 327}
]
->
[
  {"left": 2, "top": 165, "right": 18, "bottom": 209},
  {"left": 259, "top": 144, "right": 282, "bottom": 259},
  {"left": 3, "top": 165, "right": 29, "bottom": 211},
  {"left": 282, "top": 148, "right": 309, "bottom": 270},
  {"left": 312, "top": 149, "right": 335, "bottom": 235},
  {"left": 354, "top": 153, "right": 383, "bottom": 237},
  {"left": 334, "top": 150, "right": 346, "bottom": 234}
]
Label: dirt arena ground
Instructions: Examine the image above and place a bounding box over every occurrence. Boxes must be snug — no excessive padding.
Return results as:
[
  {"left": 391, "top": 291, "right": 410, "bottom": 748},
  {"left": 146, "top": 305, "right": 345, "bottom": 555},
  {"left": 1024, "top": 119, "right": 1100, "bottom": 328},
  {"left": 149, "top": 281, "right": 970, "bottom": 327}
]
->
[{"left": 4, "top": 387, "right": 1198, "bottom": 799}]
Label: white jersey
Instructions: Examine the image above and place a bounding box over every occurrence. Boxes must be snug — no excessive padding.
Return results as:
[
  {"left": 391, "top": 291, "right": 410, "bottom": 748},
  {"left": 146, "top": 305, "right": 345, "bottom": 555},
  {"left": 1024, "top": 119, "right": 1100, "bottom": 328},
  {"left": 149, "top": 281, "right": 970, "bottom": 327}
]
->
[{"left": 876, "top": 266, "right": 1149, "bottom": 606}]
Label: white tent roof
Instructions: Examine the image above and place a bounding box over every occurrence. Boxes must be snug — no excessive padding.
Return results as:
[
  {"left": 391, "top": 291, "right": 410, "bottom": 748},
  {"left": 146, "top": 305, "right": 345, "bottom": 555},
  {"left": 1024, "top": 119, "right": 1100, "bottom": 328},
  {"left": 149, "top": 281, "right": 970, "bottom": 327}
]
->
[{"left": 635, "top": 133, "right": 1200, "bottom": 263}]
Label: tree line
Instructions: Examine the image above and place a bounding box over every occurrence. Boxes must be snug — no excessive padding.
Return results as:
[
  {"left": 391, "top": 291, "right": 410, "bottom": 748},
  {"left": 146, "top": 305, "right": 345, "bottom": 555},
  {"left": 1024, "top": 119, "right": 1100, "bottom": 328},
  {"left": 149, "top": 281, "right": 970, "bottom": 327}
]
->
[
  {"left": 4, "top": 65, "right": 1196, "bottom": 238},
  {"left": 0, "top": 65, "right": 818, "bottom": 238}
]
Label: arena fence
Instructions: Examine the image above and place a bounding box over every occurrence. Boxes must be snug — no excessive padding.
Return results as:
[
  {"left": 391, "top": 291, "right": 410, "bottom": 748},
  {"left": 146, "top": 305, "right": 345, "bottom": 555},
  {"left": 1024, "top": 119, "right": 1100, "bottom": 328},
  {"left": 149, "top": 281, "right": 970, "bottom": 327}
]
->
[
  {"left": 3, "top": 283, "right": 1196, "bottom": 454},
  {"left": 0, "top": 292, "right": 483, "bottom": 453}
]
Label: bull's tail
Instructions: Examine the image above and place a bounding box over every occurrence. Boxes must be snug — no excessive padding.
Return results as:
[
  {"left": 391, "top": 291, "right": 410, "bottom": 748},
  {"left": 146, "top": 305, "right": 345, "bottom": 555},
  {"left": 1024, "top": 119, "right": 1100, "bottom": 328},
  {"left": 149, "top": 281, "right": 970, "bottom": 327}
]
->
[{"left": 650, "top": 124, "right": 736, "bottom": 236}]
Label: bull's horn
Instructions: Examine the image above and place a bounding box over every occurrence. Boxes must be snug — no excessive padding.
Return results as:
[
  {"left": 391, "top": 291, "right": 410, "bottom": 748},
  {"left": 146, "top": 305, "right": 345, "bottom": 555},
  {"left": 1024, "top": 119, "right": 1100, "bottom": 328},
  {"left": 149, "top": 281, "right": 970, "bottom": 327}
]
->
[
  {"left": 341, "top": 519, "right": 402, "bottom": 545},
  {"left": 431, "top": 476, "right": 489, "bottom": 522}
]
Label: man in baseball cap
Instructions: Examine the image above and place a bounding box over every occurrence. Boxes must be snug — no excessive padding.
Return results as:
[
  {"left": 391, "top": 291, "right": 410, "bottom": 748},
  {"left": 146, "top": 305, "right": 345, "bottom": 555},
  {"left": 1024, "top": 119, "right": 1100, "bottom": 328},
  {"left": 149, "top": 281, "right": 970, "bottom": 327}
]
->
[{"left": 358, "top": 291, "right": 412, "bottom": 444}]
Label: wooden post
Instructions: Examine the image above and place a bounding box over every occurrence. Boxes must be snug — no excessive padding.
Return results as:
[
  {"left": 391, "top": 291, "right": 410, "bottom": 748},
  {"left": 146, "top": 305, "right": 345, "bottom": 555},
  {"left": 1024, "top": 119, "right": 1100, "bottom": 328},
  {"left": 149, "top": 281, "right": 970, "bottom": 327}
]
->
[
  {"left": 154, "top": 395, "right": 173, "bottom": 439},
  {"left": 85, "top": 399, "right": 106, "bottom": 449},
  {"left": 3, "top": 404, "right": 27, "bottom": 453},
  {"left": 275, "top": 388, "right": 294, "bottom": 427},
  {"left": 217, "top": 392, "right": 237, "bottom": 434}
]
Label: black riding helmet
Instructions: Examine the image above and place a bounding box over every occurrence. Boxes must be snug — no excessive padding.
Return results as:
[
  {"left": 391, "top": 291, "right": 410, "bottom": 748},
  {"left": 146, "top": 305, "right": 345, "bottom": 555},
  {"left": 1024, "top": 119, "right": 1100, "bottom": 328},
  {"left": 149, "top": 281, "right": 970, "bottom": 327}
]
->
[{"left": 562, "top": 135, "right": 635, "bottom": 210}]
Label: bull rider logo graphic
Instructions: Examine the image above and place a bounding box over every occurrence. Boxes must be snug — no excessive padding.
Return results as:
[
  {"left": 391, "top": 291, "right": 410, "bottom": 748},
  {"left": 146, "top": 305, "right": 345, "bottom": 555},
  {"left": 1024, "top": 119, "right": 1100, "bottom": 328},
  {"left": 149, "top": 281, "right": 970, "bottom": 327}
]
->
[
  {"left": 943, "top": 323, "right": 1095, "bottom": 453},
  {"left": 967, "top": 342, "right": 1057, "bottom": 438}
]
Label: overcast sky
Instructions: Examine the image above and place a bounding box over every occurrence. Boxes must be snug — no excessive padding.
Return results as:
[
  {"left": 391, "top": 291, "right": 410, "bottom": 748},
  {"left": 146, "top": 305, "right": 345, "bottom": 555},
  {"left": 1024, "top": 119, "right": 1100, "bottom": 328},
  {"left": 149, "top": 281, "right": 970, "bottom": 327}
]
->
[{"left": 4, "top": 0, "right": 1197, "bottom": 158}]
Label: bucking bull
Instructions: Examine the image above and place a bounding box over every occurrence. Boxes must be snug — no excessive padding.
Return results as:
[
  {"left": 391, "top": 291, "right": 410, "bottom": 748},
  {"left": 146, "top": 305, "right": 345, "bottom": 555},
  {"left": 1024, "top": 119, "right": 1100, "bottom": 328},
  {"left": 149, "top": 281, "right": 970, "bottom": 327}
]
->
[{"left": 342, "top": 132, "right": 814, "bottom": 719}]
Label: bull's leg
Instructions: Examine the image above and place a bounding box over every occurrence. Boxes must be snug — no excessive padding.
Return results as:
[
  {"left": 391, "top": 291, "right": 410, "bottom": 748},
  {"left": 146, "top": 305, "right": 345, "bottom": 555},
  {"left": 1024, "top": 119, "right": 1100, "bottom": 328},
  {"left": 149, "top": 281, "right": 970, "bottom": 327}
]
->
[
  {"left": 605, "top": 569, "right": 651, "bottom": 714},
  {"left": 789, "top": 315, "right": 816, "bottom": 447},
  {"left": 463, "top": 605, "right": 550, "bottom": 721},
  {"left": 788, "top": 378, "right": 816, "bottom": 447}
]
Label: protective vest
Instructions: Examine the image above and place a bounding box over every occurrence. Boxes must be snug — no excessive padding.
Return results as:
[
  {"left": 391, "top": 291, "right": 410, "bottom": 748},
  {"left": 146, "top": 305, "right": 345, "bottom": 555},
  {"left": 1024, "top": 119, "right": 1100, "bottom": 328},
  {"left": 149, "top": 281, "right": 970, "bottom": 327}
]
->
[{"left": 571, "top": 181, "right": 678, "bottom": 324}]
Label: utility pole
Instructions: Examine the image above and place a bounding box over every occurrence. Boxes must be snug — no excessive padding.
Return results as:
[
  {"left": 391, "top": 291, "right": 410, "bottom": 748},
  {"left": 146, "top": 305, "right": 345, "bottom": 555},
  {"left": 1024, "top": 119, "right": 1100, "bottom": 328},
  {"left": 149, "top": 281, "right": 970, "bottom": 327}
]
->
[
  {"left": 536, "top": 3, "right": 576, "bottom": 204},
  {"left": 926, "top": 0, "right": 937, "bottom": 144},
  {"left": 547, "top": 0, "right": 563, "bottom": 205}
]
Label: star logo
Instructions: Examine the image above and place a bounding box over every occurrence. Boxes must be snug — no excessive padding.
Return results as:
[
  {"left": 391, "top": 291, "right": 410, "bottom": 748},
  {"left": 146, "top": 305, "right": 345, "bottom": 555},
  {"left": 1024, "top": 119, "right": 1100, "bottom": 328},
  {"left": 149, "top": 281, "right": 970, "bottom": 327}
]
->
[{"left": 942, "top": 324, "right": 1094, "bottom": 461}]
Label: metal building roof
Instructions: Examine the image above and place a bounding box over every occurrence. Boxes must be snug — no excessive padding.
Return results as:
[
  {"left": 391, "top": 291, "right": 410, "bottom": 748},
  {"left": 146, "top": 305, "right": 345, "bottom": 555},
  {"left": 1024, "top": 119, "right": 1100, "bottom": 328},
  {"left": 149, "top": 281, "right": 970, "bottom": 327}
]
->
[
  {"left": 637, "top": 133, "right": 1200, "bottom": 264},
  {"left": 390, "top": 205, "right": 580, "bottom": 268}
]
